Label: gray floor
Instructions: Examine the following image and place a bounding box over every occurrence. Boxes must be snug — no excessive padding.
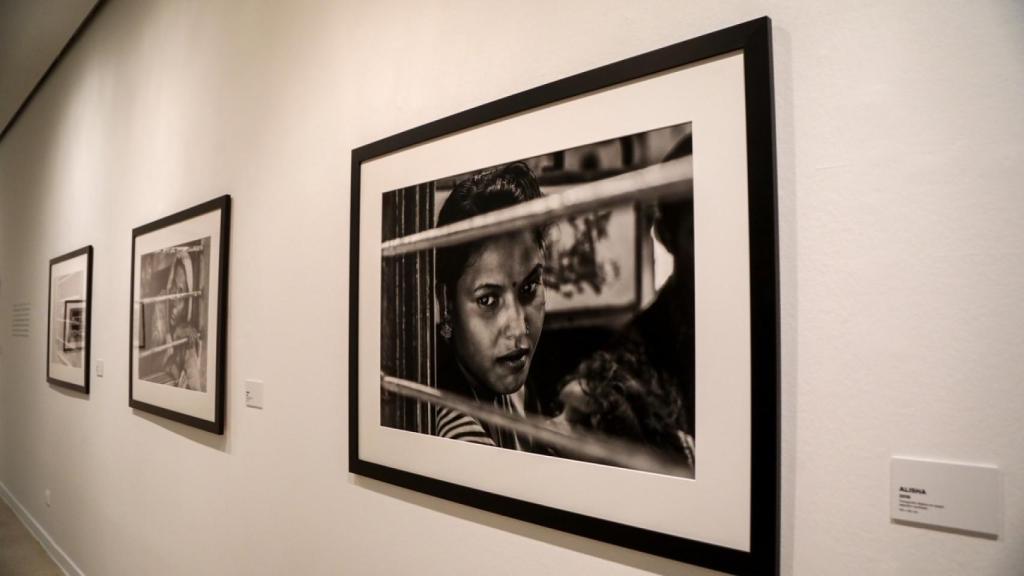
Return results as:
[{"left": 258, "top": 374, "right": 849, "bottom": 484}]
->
[{"left": 0, "top": 497, "right": 62, "bottom": 576}]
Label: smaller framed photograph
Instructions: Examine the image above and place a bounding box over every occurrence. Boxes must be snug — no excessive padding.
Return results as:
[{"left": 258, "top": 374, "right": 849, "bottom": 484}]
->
[
  {"left": 62, "top": 300, "right": 85, "bottom": 351},
  {"left": 129, "top": 195, "right": 231, "bottom": 434},
  {"left": 47, "top": 246, "right": 93, "bottom": 393}
]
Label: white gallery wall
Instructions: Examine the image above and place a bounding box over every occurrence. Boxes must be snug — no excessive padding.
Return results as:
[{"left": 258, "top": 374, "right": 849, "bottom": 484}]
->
[{"left": 0, "top": 1, "right": 1021, "bottom": 574}]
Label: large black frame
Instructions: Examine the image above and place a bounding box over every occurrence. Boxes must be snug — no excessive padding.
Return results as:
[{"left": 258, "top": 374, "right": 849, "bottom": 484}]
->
[
  {"left": 349, "top": 18, "right": 778, "bottom": 575},
  {"left": 47, "top": 245, "right": 93, "bottom": 393},
  {"left": 129, "top": 195, "right": 231, "bottom": 434}
]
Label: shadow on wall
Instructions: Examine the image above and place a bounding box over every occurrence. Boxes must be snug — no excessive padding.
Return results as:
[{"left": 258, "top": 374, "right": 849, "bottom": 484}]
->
[
  {"left": 132, "top": 409, "right": 230, "bottom": 453},
  {"left": 352, "top": 474, "right": 727, "bottom": 576}
]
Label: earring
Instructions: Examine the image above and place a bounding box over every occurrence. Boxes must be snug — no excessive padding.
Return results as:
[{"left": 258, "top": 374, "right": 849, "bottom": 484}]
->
[{"left": 439, "top": 286, "right": 453, "bottom": 340}]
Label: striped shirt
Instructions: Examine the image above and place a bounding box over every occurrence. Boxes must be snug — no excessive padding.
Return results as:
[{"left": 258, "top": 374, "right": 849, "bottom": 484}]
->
[
  {"left": 435, "top": 407, "right": 495, "bottom": 446},
  {"left": 434, "top": 392, "right": 525, "bottom": 450}
]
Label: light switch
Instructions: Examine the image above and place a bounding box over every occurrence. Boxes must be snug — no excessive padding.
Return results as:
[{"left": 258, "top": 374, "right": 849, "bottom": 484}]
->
[
  {"left": 245, "top": 379, "right": 264, "bottom": 409},
  {"left": 96, "top": 359, "right": 104, "bottom": 377}
]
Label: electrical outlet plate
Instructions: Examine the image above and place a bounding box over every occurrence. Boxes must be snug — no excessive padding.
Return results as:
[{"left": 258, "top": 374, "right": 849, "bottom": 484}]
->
[{"left": 245, "top": 379, "right": 264, "bottom": 409}]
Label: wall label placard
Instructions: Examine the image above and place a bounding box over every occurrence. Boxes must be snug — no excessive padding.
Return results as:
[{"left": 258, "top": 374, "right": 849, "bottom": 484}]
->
[
  {"left": 11, "top": 302, "right": 30, "bottom": 338},
  {"left": 890, "top": 456, "right": 1001, "bottom": 537}
]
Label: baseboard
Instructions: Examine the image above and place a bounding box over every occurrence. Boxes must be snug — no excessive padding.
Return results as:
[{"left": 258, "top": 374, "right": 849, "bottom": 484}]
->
[{"left": 0, "top": 481, "right": 84, "bottom": 576}]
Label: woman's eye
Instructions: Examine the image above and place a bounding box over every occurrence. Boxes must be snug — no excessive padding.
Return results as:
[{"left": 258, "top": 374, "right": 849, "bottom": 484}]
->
[
  {"left": 521, "top": 280, "right": 540, "bottom": 299},
  {"left": 476, "top": 294, "right": 497, "bottom": 308}
]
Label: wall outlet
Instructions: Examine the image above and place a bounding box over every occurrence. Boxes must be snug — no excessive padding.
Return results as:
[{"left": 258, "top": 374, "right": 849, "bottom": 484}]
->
[{"left": 45, "top": 489, "right": 51, "bottom": 507}]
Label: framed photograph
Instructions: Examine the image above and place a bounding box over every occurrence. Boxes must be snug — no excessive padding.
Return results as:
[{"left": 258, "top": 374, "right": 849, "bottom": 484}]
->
[
  {"left": 62, "top": 300, "right": 85, "bottom": 351},
  {"left": 129, "top": 195, "right": 231, "bottom": 434},
  {"left": 47, "top": 246, "right": 93, "bottom": 392},
  {"left": 349, "top": 17, "right": 777, "bottom": 576}
]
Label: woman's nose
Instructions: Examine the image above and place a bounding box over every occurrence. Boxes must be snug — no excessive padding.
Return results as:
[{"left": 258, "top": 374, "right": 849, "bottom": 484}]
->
[{"left": 502, "top": 300, "right": 528, "bottom": 340}]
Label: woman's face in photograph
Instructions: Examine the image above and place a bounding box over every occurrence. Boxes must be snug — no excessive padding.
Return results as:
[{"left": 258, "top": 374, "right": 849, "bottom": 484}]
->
[{"left": 451, "top": 230, "right": 545, "bottom": 395}]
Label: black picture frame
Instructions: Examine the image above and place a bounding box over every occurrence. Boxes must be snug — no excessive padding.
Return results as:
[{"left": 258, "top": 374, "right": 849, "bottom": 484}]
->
[
  {"left": 47, "top": 245, "right": 93, "bottom": 393},
  {"left": 129, "top": 195, "right": 231, "bottom": 434},
  {"left": 349, "top": 17, "right": 777, "bottom": 575}
]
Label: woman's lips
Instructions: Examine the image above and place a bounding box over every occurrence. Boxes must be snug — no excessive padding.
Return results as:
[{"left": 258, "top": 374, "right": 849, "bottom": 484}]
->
[{"left": 497, "top": 348, "right": 529, "bottom": 373}]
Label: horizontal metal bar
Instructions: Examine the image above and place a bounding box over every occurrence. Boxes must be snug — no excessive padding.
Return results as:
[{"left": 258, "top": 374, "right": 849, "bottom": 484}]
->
[
  {"left": 381, "top": 374, "right": 692, "bottom": 477},
  {"left": 151, "top": 246, "right": 204, "bottom": 254},
  {"left": 136, "top": 291, "right": 202, "bottom": 305},
  {"left": 139, "top": 337, "right": 197, "bottom": 359},
  {"left": 381, "top": 157, "right": 692, "bottom": 257}
]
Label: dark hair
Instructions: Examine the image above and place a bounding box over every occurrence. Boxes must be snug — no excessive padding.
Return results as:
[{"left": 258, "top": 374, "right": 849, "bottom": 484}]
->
[
  {"left": 435, "top": 162, "right": 545, "bottom": 295},
  {"left": 560, "top": 349, "right": 688, "bottom": 455},
  {"left": 654, "top": 133, "right": 694, "bottom": 257}
]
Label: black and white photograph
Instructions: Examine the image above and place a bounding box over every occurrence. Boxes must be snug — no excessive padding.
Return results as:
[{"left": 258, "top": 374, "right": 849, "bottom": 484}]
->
[
  {"left": 136, "top": 237, "right": 211, "bottom": 392},
  {"left": 62, "top": 299, "right": 85, "bottom": 352},
  {"left": 130, "top": 196, "right": 230, "bottom": 434},
  {"left": 351, "top": 18, "right": 777, "bottom": 574},
  {"left": 47, "top": 246, "right": 93, "bottom": 392},
  {"left": 379, "top": 123, "right": 696, "bottom": 479}
]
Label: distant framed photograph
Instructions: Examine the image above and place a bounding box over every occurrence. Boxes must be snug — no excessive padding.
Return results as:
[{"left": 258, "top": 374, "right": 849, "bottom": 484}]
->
[
  {"left": 349, "top": 18, "right": 778, "bottom": 575},
  {"left": 62, "top": 300, "right": 85, "bottom": 351},
  {"left": 129, "top": 196, "right": 231, "bottom": 434},
  {"left": 47, "top": 246, "right": 93, "bottom": 392}
]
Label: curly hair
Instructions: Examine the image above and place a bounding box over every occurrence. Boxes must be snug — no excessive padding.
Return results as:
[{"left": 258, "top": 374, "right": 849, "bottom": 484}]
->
[{"left": 560, "top": 348, "right": 688, "bottom": 454}]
